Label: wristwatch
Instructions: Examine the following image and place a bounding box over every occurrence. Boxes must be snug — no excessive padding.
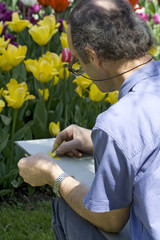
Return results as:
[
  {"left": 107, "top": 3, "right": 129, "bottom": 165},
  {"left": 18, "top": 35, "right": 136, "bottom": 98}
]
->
[{"left": 53, "top": 172, "right": 72, "bottom": 197}]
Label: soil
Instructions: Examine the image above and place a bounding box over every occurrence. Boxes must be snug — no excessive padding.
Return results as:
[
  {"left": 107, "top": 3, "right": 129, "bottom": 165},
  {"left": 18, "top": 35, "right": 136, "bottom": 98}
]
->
[{"left": 0, "top": 183, "right": 53, "bottom": 209}]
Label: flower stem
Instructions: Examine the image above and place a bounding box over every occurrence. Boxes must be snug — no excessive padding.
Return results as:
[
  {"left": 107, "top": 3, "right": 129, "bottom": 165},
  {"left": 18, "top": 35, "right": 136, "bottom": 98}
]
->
[
  {"left": 41, "top": 46, "right": 44, "bottom": 55},
  {"left": 63, "top": 67, "right": 67, "bottom": 128},
  {"left": 23, "top": 5, "right": 26, "bottom": 19},
  {"left": 0, "top": 69, "right": 5, "bottom": 87},
  {"left": 28, "top": 7, "right": 30, "bottom": 21},
  {"left": 11, "top": 109, "right": 18, "bottom": 167},
  {"left": 47, "top": 79, "right": 54, "bottom": 111},
  {"left": 17, "top": 33, "right": 19, "bottom": 46}
]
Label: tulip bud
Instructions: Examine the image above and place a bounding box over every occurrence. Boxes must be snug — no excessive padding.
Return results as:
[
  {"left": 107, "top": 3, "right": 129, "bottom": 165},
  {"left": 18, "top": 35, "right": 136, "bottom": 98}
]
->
[
  {"left": 153, "top": 13, "right": 160, "bottom": 24},
  {"left": 49, "top": 122, "right": 60, "bottom": 136},
  {"left": 21, "top": 0, "right": 37, "bottom": 7},
  {"left": 61, "top": 48, "right": 72, "bottom": 63}
]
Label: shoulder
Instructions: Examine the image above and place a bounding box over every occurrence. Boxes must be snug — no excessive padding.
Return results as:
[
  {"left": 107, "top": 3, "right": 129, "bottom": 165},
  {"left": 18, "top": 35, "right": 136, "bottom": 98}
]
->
[{"left": 93, "top": 89, "right": 160, "bottom": 160}]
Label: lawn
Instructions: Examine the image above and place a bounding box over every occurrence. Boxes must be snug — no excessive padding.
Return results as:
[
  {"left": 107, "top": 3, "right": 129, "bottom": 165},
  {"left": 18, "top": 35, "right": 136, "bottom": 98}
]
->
[{"left": 0, "top": 200, "right": 54, "bottom": 240}]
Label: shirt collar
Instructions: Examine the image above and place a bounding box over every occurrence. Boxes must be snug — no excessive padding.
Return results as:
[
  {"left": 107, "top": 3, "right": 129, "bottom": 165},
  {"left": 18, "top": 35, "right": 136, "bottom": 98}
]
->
[{"left": 118, "top": 61, "right": 160, "bottom": 100}]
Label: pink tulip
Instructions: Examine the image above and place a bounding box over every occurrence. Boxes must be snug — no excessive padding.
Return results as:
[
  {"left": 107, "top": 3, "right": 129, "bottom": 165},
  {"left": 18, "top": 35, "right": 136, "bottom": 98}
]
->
[
  {"left": 62, "top": 48, "right": 72, "bottom": 63},
  {"left": 153, "top": 13, "right": 160, "bottom": 24}
]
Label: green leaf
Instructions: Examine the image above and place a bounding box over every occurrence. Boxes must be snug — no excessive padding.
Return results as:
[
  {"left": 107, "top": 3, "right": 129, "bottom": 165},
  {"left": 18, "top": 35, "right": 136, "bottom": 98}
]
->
[
  {"left": 0, "top": 169, "right": 18, "bottom": 185},
  {"left": 24, "top": 127, "right": 33, "bottom": 140},
  {"left": 0, "top": 189, "right": 12, "bottom": 196},
  {"left": 0, "top": 129, "right": 10, "bottom": 153},
  {"left": 0, "top": 114, "right": 12, "bottom": 126},
  {"left": 33, "top": 115, "right": 47, "bottom": 139},
  {"left": 14, "top": 121, "right": 33, "bottom": 140},
  {"left": 11, "top": 179, "right": 19, "bottom": 188},
  {"left": 0, "top": 161, "right": 6, "bottom": 178},
  {"left": 34, "top": 100, "right": 47, "bottom": 126},
  {"left": 53, "top": 100, "right": 63, "bottom": 122}
]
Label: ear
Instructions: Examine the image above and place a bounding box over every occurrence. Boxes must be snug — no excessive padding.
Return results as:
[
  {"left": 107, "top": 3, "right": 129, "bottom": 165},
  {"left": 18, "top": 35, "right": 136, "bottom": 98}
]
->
[{"left": 85, "top": 47, "right": 101, "bottom": 67}]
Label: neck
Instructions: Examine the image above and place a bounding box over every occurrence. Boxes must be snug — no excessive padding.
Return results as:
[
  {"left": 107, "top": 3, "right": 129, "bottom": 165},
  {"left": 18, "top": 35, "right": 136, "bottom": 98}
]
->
[{"left": 102, "top": 55, "right": 153, "bottom": 92}]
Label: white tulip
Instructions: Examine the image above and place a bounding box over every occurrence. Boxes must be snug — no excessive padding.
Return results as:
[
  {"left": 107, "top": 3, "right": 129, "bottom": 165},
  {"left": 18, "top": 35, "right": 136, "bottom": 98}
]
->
[{"left": 21, "top": 0, "right": 37, "bottom": 7}]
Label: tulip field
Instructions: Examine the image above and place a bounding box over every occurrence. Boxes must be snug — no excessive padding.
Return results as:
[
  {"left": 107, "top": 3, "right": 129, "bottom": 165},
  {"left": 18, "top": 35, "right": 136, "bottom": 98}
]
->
[{"left": 0, "top": 0, "right": 160, "bottom": 198}]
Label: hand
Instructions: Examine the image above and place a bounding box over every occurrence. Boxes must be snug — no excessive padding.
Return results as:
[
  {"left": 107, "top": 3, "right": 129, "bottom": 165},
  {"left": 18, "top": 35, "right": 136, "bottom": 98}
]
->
[
  {"left": 18, "top": 153, "right": 64, "bottom": 187},
  {"left": 52, "top": 124, "right": 93, "bottom": 157}
]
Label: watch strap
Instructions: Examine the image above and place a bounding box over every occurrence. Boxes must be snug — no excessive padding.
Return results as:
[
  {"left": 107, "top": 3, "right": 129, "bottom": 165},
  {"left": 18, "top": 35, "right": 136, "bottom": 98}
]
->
[{"left": 53, "top": 172, "right": 72, "bottom": 197}]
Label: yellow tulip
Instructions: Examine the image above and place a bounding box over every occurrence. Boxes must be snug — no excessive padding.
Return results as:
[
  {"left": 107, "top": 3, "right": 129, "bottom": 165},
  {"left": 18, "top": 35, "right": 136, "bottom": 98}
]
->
[
  {"left": 2, "top": 79, "right": 35, "bottom": 109},
  {"left": 73, "top": 75, "right": 92, "bottom": 89},
  {"left": 38, "top": 88, "right": 49, "bottom": 101},
  {"left": 89, "top": 83, "right": 106, "bottom": 102},
  {"left": 0, "top": 87, "right": 3, "bottom": 96},
  {"left": 24, "top": 58, "right": 58, "bottom": 83},
  {"left": 29, "top": 15, "right": 59, "bottom": 47},
  {"left": 0, "top": 99, "right": 5, "bottom": 113},
  {"left": 43, "top": 52, "right": 68, "bottom": 81},
  {"left": 59, "top": 67, "right": 70, "bottom": 80},
  {"left": 49, "top": 121, "right": 60, "bottom": 136},
  {"left": 6, "top": 12, "right": 29, "bottom": 33},
  {"left": 0, "top": 22, "right": 3, "bottom": 35},
  {"left": 38, "top": 14, "right": 60, "bottom": 33},
  {"left": 63, "top": 20, "right": 68, "bottom": 32},
  {"left": 24, "top": 59, "right": 37, "bottom": 72},
  {"left": 75, "top": 86, "right": 83, "bottom": 97},
  {"left": 148, "top": 46, "right": 157, "bottom": 57},
  {"left": 60, "top": 32, "right": 68, "bottom": 48},
  {"left": 0, "top": 44, "right": 27, "bottom": 72},
  {"left": 0, "top": 36, "right": 10, "bottom": 48},
  {"left": 105, "top": 91, "right": 119, "bottom": 105},
  {"left": 53, "top": 76, "right": 59, "bottom": 86},
  {"left": 43, "top": 51, "right": 64, "bottom": 70}
]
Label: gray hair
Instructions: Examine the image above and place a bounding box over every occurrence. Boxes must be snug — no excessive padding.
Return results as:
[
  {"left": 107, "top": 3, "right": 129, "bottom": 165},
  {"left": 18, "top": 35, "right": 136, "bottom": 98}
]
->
[{"left": 68, "top": 0, "right": 154, "bottom": 63}]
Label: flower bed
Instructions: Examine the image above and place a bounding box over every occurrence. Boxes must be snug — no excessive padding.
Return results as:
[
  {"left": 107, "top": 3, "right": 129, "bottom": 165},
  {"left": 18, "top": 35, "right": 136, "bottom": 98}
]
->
[{"left": 0, "top": 0, "right": 159, "bottom": 197}]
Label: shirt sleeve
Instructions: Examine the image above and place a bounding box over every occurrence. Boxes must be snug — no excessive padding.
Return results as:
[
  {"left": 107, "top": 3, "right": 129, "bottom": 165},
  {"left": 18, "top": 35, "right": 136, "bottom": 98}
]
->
[{"left": 83, "top": 128, "right": 134, "bottom": 213}]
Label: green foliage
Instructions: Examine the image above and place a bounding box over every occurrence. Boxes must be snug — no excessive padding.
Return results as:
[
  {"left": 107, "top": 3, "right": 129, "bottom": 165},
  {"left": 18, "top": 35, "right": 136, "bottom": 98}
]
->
[
  {"left": 0, "top": 201, "right": 54, "bottom": 240},
  {"left": 0, "top": 0, "right": 160, "bottom": 198}
]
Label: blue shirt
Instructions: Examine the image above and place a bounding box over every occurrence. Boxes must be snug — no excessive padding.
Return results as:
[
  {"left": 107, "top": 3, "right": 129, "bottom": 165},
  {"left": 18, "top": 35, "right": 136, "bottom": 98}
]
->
[{"left": 83, "top": 61, "right": 160, "bottom": 240}]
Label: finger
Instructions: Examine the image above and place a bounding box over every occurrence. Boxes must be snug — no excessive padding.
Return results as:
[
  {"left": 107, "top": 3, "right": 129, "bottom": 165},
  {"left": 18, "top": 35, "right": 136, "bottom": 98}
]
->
[
  {"left": 72, "top": 149, "right": 83, "bottom": 158},
  {"left": 52, "top": 125, "right": 75, "bottom": 152},
  {"left": 66, "top": 151, "right": 74, "bottom": 157},
  {"left": 52, "top": 129, "right": 70, "bottom": 152},
  {"left": 57, "top": 139, "right": 80, "bottom": 155}
]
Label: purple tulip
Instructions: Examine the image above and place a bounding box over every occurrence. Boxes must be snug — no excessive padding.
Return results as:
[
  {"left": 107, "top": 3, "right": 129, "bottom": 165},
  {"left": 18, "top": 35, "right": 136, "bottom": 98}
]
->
[
  {"left": 2, "top": 25, "right": 7, "bottom": 35},
  {"left": 0, "top": 3, "right": 6, "bottom": 11},
  {"left": 0, "top": 3, "right": 13, "bottom": 22},
  {"left": 59, "top": 18, "right": 64, "bottom": 32},
  {"left": 3, "top": 11, "right": 13, "bottom": 21},
  {"left": 153, "top": 13, "right": 160, "bottom": 24},
  {"left": 4, "top": 33, "right": 16, "bottom": 42},
  {"left": 136, "top": 12, "right": 150, "bottom": 22}
]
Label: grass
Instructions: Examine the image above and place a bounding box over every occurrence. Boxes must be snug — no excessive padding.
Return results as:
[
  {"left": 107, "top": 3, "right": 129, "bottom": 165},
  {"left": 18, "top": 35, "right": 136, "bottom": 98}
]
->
[{"left": 0, "top": 200, "right": 54, "bottom": 240}]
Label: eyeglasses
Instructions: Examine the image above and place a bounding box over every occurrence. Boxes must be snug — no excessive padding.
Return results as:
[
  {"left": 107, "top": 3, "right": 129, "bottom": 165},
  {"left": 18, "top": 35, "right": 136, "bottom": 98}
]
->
[
  {"left": 68, "top": 56, "right": 153, "bottom": 82},
  {"left": 68, "top": 57, "right": 86, "bottom": 77}
]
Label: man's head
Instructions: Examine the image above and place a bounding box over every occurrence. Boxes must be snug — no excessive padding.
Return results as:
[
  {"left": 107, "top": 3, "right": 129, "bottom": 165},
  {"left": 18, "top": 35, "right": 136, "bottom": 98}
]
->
[{"left": 68, "top": 0, "right": 154, "bottom": 64}]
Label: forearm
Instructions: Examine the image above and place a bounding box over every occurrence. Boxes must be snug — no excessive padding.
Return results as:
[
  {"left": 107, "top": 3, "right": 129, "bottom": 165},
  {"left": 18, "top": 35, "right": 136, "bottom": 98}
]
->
[{"left": 58, "top": 176, "right": 126, "bottom": 233}]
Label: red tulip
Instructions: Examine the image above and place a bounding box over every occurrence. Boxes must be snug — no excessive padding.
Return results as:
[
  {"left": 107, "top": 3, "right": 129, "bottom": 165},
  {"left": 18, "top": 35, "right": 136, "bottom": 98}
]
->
[
  {"left": 37, "top": 0, "right": 50, "bottom": 7},
  {"left": 48, "top": 0, "right": 70, "bottom": 13},
  {"left": 127, "top": 0, "right": 139, "bottom": 9}
]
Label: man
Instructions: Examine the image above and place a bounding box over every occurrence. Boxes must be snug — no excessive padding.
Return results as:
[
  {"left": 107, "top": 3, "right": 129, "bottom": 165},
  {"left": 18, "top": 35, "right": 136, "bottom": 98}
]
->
[{"left": 18, "top": 0, "right": 160, "bottom": 239}]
